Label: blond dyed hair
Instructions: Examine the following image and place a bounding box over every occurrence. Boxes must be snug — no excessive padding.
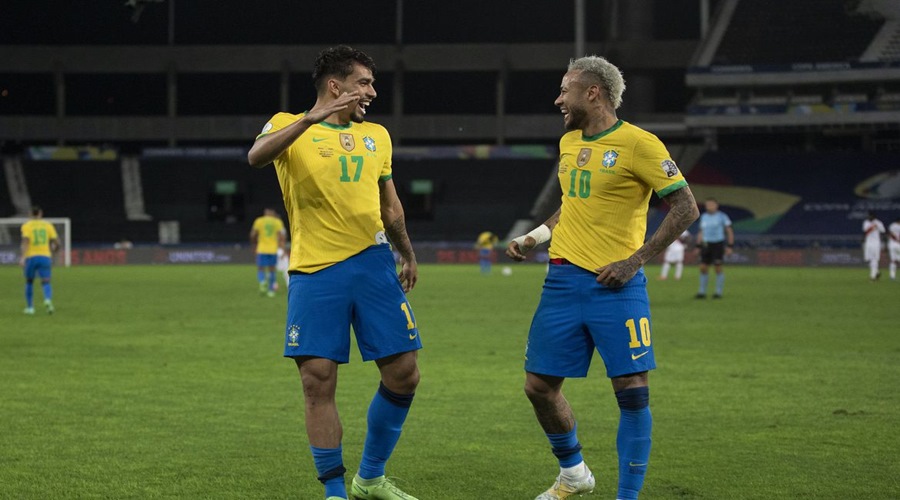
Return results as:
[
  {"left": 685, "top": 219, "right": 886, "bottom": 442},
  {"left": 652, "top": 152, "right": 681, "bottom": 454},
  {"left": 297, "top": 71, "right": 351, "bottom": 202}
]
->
[{"left": 568, "top": 56, "right": 626, "bottom": 109}]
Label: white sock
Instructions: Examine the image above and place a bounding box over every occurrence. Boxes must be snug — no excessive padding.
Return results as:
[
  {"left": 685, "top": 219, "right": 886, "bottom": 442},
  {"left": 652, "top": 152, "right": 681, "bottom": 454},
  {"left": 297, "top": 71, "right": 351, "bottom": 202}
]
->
[
  {"left": 870, "top": 259, "right": 879, "bottom": 279},
  {"left": 660, "top": 262, "right": 670, "bottom": 278},
  {"left": 560, "top": 461, "right": 588, "bottom": 480},
  {"left": 891, "top": 261, "right": 897, "bottom": 279},
  {"left": 674, "top": 262, "right": 683, "bottom": 280}
]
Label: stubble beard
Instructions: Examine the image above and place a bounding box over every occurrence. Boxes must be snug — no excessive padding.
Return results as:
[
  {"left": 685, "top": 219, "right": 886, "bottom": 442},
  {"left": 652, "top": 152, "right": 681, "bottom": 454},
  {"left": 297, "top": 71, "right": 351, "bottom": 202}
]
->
[{"left": 565, "top": 105, "right": 587, "bottom": 131}]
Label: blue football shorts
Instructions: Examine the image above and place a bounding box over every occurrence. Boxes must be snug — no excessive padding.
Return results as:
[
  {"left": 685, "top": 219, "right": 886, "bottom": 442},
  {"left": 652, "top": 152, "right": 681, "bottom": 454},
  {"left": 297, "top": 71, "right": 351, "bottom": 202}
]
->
[
  {"left": 257, "top": 253, "right": 277, "bottom": 267},
  {"left": 525, "top": 263, "right": 655, "bottom": 378},
  {"left": 24, "top": 256, "right": 52, "bottom": 281},
  {"left": 283, "top": 244, "right": 422, "bottom": 363}
]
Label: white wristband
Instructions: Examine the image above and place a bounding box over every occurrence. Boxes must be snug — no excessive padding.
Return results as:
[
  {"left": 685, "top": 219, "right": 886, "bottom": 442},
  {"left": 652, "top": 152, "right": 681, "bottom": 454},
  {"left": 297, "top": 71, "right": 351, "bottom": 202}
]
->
[{"left": 513, "top": 224, "right": 552, "bottom": 248}]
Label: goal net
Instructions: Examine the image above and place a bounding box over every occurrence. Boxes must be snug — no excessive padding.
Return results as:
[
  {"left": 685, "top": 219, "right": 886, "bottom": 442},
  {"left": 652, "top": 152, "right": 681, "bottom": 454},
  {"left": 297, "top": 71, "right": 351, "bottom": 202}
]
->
[{"left": 0, "top": 217, "right": 72, "bottom": 267}]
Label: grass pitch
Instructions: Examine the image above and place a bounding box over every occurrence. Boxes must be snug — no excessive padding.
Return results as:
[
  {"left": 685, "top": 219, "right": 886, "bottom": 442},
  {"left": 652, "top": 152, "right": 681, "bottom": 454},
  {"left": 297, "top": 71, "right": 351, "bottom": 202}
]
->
[{"left": 1, "top": 263, "right": 898, "bottom": 499}]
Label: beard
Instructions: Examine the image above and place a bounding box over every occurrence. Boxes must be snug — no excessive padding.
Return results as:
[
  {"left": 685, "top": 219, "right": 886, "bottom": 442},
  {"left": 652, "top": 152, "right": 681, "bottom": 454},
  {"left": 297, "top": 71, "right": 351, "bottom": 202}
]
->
[
  {"left": 351, "top": 106, "right": 365, "bottom": 123},
  {"left": 565, "top": 105, "right": 588, "bottom": 131}
]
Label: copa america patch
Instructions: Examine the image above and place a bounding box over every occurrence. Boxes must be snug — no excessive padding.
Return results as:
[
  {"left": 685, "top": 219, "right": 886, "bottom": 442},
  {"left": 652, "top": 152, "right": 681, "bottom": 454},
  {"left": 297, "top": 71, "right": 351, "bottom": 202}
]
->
[
  {"left": 261, "top": 122, "right": 273, "bottom": 134},
  {"left": 661, "top": 159, "right": 679, "bottom": 178}
]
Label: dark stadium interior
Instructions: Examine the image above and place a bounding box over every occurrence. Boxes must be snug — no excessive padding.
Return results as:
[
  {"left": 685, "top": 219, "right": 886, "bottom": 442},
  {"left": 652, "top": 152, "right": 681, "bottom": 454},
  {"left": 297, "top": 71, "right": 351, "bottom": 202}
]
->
[{"left": 1, "top": 0, "right": 899, "bottom": 248}]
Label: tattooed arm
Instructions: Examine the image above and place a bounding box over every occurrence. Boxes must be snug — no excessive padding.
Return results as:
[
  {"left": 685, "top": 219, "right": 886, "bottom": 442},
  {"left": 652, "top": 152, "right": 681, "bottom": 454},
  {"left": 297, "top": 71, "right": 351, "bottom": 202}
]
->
[
  {"left": 595, "top": 186, "right": 699, "bottom": 287},
  {"left": 380, "top": 178, "right": 417, "bottom": 292}
]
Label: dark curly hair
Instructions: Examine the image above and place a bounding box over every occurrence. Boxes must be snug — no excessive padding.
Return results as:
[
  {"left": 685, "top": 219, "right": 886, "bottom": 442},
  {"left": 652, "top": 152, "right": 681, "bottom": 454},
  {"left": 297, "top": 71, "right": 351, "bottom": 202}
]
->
[{"left": 312, "top": 45, "right": 376, "bottom": 93}]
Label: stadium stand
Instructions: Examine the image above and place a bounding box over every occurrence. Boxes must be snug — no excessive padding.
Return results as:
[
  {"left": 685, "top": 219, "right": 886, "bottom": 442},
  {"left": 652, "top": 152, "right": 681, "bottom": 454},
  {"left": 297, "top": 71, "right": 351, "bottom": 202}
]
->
[
  {"left": 21, "top": 160, "right": 129, "bottom": 242},
  {"left": 712, "top": 0, "right": 884, "bottom": 65}
]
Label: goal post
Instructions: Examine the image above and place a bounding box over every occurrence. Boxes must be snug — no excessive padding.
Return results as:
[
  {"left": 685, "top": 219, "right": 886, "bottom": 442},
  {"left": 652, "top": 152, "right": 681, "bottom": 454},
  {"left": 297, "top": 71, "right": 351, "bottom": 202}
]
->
[{"left": 0, "top": 217, "right": 72, "bottom": 267}]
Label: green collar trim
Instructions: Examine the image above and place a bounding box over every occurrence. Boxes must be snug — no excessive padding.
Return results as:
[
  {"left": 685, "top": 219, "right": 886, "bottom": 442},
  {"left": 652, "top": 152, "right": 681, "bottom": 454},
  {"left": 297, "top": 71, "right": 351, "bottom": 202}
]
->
[
  {"left": 318, "top": 121, "right": 352, "bottom": 131},
  {"left": 582, "top": 119, "right": 623, "bottom": 142}
]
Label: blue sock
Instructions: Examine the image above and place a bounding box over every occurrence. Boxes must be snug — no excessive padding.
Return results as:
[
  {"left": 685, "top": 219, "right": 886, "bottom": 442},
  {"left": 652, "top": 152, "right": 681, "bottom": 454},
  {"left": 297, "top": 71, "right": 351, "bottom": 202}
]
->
[
  {"left": 42, "top": 282, "right": 52, "bottom": 300},
  {"left": 546, "top": 422, "right": 584, "bottom": 468},
  {"left": 616, "top": 387, "right": 652, "bottom": 500},
  {"left": 310, "top": 445, "right": 347, "bottom": 499},
  {"left": 25, "top": 282, "right": 34, "bottom": 308},
  {"left": 715, "top": 273, "right": 725, "bottom": 295},
  {"left": 358, "top": 382, "right": 414, "bottom": 480},
  {"left": 257, "top": 270, "right": 264, "bottom": 283},
  {"left": 698, "top": 273, "right": 709, "bottom": 294},
  {"left": 268, "top": 271, "right": 276, "bottom": 290}
]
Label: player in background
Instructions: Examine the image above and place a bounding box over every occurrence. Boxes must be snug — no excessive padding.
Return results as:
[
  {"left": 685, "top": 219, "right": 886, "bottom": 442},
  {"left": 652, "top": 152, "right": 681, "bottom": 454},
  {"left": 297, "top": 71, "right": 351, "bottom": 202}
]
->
[
  {"left": 658, "top": 230, "right": 690, "bottom": 280},
  {"left": 249, "top": 208, "right": 286, "bottom": 297},
  {"left": 19, "top": 206, "right": 59, "bottom": 315},
  {"left": 889, "top": 217, "right": 900, "bottom": 280},
  {"left": 862, "top": 211, "right": 885, "bottom": 281},
  {"left": 695, "top": 198, "right": 733, "bottom": 299},
  {"left": 475, "top": 231, "right": 499, "bottom": 274},
  {"left": 507, "top": 56, "right": 698, "bottom": 500},
  {"left": 248, "top": 45, "right": 421, "bottom": 500}
]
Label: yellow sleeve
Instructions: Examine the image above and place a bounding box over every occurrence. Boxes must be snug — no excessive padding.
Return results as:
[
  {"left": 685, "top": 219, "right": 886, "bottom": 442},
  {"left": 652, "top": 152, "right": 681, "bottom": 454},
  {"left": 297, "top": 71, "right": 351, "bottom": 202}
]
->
[
  {"left": 256, "top": 112, "right": 299, "bottom": 140},
  {"left": 251, "top": 218, "right": 262, "bottom": 233},
  {"left": 47, "top": 223, "right": 59, "bottom": 240},
  {"left": 632, "top": 135, "right": 688, "bottom": 198},
  {"left": 276, "top": 219, "right": 286, "bottom": 233},
  {"left": 379, "top": 127, "right": 393, "bottom": 182},
  {"left": 20, "top": 221, "right": 31, "bottom": 239}
]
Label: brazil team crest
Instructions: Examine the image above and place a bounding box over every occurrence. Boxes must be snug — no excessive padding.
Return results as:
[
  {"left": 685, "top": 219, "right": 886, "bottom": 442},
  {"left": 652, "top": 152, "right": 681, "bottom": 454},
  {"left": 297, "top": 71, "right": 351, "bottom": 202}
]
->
[
  {"left": 602, "top": 150, "right": 618, "bottom": 168},
  {"left": 660, "top": 159, "right": 679, "bottom": 177},
  {"left": 287, "top": 324, "right": 300, "bottom": 347},
  {"left": 340, "top": 133, "right": 355, "bottom": 152},
  {"left": 577, "top": 148, "right": 592, "bottom": 167},
  {"left": 363, "top": 136, "right": 376, "bottom": 152}
]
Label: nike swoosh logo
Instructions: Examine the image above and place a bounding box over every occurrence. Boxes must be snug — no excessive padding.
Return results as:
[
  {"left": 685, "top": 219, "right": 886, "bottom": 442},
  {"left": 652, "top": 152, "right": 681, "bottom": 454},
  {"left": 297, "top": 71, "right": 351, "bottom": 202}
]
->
[
  {"left": 312, "top": 137, "right": 327, "bottom": 142},
  {"left": 629, "top": 462, "right": 647, "bottom": 467},
  {"left": 631, "top": 351, "right": 649, "bottom": 360},
  {"left": 356, "top": 486, "right": 369, "bottom": 494},
  {"left": 409, "top": 333, "right": 418, "bottom": 340}
]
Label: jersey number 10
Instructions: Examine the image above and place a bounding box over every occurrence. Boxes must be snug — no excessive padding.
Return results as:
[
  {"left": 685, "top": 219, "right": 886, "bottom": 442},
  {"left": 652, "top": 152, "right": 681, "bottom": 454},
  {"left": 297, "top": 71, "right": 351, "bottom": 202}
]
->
[{"left": 567, "top": 169, "right": 591, "bottom": 198}]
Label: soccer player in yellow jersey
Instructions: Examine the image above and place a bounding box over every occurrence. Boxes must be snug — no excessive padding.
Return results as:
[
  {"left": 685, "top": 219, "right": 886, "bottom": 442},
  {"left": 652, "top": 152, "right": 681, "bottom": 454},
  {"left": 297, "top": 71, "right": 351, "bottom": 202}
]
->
[
  {"left": 248, "top": 46, "right": 420, "bottom": 500},
  {"left": 19, "top": 206, "right": 60, "bottom": 315},
  {"left": 507, "top": 56, "right": 699, "bottom": 500},
  {"left": 249, "top": 208, "right": 286, "bottom": 297},
  {"left": 475, "top": 230, "right": 499, "bottom": 274}
]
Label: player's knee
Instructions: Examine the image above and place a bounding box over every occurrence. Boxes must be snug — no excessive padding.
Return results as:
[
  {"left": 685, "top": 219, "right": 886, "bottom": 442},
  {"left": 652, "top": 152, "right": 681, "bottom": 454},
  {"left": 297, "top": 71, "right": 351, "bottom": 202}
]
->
[
  {"left": 523, "top": 377, "right": 557, "bottom": 403},
  {"left": 298, "top": 362, "right": 337, "bottom": 400},
  {"left": 615, "top": 386, "right": 650, "bottom": 411},
  {"left": 387, "top": 364, "right": 420, "bottom": 394}
]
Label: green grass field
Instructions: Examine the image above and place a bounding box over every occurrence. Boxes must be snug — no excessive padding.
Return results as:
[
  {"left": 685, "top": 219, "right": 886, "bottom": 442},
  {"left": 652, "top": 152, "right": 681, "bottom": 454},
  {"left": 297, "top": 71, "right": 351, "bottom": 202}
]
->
[{"left": 1, "top": 263, "right": 898, "bottom": 499}]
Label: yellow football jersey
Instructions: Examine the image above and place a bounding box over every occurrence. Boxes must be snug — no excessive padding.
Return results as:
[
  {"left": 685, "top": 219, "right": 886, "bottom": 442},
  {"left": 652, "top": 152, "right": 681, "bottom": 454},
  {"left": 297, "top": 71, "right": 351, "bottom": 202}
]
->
[
  {"left": 21, "top": 220, "right": 59, "bottom": 258},
  {"left": 258, "top": 112, "right": 393, "bottom": 273},
  {"left": 251, "top": 215, "right": 285, "bottom": 254},
  {"left": 476, "top": 231, "right": 498, "bottom": 249},
  {"left": 549, "top": 120, "right": 688, "bottom": 271}
]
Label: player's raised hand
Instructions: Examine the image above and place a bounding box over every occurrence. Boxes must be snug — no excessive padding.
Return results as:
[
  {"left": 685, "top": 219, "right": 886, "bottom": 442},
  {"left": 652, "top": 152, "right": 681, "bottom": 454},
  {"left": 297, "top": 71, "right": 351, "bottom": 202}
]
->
[
  {"left": 399, "top": 257, "right": 418, "bottom": 292},
  {"left": 303, "top": 92, "right": 361, "bottom": 123},
  {"left": 595, "top": 256, "right": 641, "bottom": 288},
  {"left": 506, "top": 236, "right": 536, "bottom": 261}
]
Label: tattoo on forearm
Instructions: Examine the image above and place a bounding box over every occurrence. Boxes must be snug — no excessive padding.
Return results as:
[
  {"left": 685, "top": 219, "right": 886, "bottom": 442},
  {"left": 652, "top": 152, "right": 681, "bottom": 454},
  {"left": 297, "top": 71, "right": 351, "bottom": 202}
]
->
[
  {"left": 385, "top": 213, "right": 415, "bottom": 260},
  {"left": 544, "top": 208, "right": 562, "bottom": 231},
  {"left": 635, "top": 186, "right": 699, "bottom": 264}
]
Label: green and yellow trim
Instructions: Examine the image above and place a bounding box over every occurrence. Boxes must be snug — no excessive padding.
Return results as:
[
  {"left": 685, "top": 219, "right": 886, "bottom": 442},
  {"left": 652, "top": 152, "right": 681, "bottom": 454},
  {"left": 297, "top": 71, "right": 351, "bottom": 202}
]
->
[
  {"left": 318, "top": 121, "right": 352, "bottom": 130},
  {"left": 379, "top": 174, "right": 393, "bottom": 182},
  {"left": 582, "top": 119, "right": 623, "bottom": 142},
  {"left": 657, "top": 179, "right": 688, "bottom": 198}
]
